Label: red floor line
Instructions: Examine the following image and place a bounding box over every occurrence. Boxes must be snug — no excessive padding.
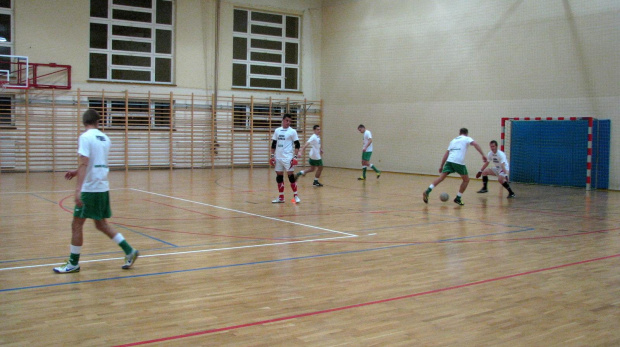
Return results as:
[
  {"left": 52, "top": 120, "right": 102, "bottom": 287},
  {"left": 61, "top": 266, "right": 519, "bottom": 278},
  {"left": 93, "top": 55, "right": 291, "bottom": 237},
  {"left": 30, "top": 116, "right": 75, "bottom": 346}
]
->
[{"left": 114, "top": 252, "right": 620, "bottom": 347}]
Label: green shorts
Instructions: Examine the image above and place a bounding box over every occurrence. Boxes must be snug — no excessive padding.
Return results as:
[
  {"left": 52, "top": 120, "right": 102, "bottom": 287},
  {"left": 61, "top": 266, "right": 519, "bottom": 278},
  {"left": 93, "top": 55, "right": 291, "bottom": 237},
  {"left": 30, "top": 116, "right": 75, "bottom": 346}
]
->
[
  {"left": 308, "top": 158, "right": 323, "bottom": 166},
  {"left": 362, "top": 151, "right": 372, "bottom": 161},
  {"left": 442, "top": 162, "right": 468, "bottom": 176},
  {"left": 74, "top": 191, "right": 112, "bottom": 220}
]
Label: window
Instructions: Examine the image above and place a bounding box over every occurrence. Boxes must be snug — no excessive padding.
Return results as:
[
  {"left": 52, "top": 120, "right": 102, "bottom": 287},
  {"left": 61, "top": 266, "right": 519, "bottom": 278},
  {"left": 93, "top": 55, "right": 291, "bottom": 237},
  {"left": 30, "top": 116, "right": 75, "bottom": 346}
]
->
[
  {"left": 0, "top": 0, "right": 12, "bottom": 56},
  {"left": 89, "top": 0, "right": 174, "bottom": 84},
  {"left": 0, "top": 95, "right": 12, "bottom": 126},
  {"left": 233, "top": 104, "right": 298, "bottom": 131},
  {"left": 233, "top": 9, "right": 300, "bottom": 91},
  {"left": 88, "top": 98, "right": 173, "bottom": 129}
]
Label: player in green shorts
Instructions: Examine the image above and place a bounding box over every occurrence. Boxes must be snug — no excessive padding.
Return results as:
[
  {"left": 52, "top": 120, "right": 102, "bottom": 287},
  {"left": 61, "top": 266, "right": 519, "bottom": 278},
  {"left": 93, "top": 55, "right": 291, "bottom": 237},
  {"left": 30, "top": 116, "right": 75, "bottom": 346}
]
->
[
  {"left": 357, "top": 124, "right": 381, "bottom": 180},
  {"left": 296, "top": 125, "right": 324, "bottom": 186},
  {"left": 423, "top": 128, "right": 487, "bottom": 206},
  {"left": 53, "top": 109, "right": 139, "bottom": 274}
]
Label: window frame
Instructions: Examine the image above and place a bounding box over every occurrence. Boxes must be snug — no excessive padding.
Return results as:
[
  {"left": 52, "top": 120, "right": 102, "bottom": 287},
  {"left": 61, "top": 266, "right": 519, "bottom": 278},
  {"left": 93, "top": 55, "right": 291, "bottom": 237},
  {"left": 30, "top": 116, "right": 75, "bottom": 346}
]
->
[
  {"left": 89, "top": 0, "right": 175, "bottom": 85},
  {"left": 233, "top": 103, "right": 298, "bottom": 132},
  {"left": 0, "top": 94, "right": 13, "bottom": 127},
  {"left": 88, "top": 98, "right": 174, "bottom": 130},
  {"left": 233, "top": 8, "right": 301, "bottom": 92}
]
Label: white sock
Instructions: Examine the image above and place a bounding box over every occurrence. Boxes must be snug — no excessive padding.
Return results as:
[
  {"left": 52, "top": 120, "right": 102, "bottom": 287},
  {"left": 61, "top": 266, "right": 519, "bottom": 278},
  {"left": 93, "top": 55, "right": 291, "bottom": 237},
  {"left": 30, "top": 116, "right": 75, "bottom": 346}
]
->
[
  {"left": 112, "top": 233, "right": 125, "bottom": 245},
  {"left": 70, "top": 245, "right": 82, "bottom": 254},
  {"left": 429, "top": 184, "right": 435, "bottom": 189}
]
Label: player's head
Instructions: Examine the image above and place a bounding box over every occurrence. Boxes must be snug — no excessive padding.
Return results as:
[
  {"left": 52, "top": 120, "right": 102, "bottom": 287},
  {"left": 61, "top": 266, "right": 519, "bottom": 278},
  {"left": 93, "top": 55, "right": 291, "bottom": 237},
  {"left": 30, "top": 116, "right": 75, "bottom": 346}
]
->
[
  {"left": 282, "top": 113, "right": 293, "bottom": 128},
  {"left": 489, "top": 140, "right": 498, "bottom": 153},
  {"left": 459, "top": 128, "right": 468, "bottom": 136},
  {"left": 358, "top": 124, "right": 365, "bottom": 133},
  {"left": 313, "top": 124, "right": 321, "bottom": 134},
  {"left": 82, "top": 109, "right": 101, "bottom": 126}
]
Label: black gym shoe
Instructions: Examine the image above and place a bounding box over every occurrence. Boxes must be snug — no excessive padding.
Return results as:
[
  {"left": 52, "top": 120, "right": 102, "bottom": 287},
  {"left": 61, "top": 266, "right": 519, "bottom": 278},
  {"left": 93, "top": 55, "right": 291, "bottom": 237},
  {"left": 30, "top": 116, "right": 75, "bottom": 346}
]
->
[
  {"left": 454, "top": 197, "right": 464, "bottom": 206},
  {"left": 507, "top": 193, "right": 516, "bottom": 199},
  {"left": 477, "top": 188, "right": 488, "bottom": 193},
  {"left": 422, "top": 191, "right": 429, "bottom": 204},
  {"left": 313, "top": 181, "right": 323, "bottom": 187}
]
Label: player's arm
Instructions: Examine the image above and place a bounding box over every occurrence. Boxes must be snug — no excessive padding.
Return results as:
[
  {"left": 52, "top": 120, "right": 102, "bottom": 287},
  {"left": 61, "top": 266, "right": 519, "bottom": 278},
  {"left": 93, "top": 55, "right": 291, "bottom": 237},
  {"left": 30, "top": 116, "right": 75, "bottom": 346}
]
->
[
  {"left": 269, "top": 140, "right": 277, "bottom": 166},
  {"left": 471, "top": 141, "right": 487, "bottom": 162},
  {"left": 438, "top": 150, "right": 449, "bottom": 173},
  {"left": 476, "top": 162, "right": 489, "bottom": 178},
  {"left": 363, "top": 138, "right": 372, "bottom": 152},
  {"left": 74, "top": 154, "right": 88, "bottom": 206}
]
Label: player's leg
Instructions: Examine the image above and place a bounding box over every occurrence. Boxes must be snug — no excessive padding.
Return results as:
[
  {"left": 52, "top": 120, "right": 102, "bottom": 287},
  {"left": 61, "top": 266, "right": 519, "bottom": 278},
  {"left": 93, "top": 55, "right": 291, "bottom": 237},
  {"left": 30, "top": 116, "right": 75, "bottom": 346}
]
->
[
  {"left": 54, "top": 216, "right": 86, "bottom": 273},
  {"left": 424, "top": 170, "right": 450, "bottom": 203},
  {"left": 287, "top": 171, "right": 300, "bottom": 203},
  {"left": 94, "top": 218, "right": 139, "bottom": 269},
  {"left": 359, "top": 152, "right": 372, "bottom": 180},
  {"left": 273, "top": 169, "right": 285, "bottom": 203},
  {"left": 313, "top": 164, "right": 324, "bottom": 186},
  {"left": 453, "top": 164, "right": 470, "bottom": 205},
  {"left": 477, "top": 168, "right": 495, "bottom": 193},
  {"left": 498, "top": 173, "right": 515, "bottom": 198}
]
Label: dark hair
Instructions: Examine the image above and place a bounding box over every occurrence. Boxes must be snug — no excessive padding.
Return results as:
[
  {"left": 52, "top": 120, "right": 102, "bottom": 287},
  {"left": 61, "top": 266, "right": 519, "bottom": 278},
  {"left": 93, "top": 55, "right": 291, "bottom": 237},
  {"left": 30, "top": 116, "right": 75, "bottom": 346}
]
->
[
  {"left": 358, "top": 124, "right": 365, "bottom": 129},
  {"left": 82, "top": 109, "right": 101, "bottom": 126},
  {"left": 459, "top": 128, "right": 468, "bottom": 135},
  {"left": 282, "top": 113, "right": 293, "bottom": 120},
  {"left": 313, "top": 124, "right": 320, "bottom": 130},
  {"left": 490, "top": 140, "right": 498, "bottom": 146}
]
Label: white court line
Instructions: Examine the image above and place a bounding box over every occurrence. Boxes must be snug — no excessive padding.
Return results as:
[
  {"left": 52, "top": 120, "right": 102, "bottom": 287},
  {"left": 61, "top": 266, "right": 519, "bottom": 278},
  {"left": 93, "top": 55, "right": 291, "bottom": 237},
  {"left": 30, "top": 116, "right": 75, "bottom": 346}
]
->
[
  {"left": 130, "top": 188, "right": 357, "bottom": 237},
  {"left": 0, "top": 235, "right": 356, "bottom": 271},
  {"left": 1, "top": 188, "right": 359, "bottom": 271}
]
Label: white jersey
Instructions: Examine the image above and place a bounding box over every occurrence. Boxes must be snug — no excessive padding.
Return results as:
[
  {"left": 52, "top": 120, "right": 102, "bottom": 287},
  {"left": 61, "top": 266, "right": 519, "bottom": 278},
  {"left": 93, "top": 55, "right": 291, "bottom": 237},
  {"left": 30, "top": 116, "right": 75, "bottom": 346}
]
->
[
  {"left": 78, "top": 128, "right": 110, "bottom": 192},
  {"left": 363, "top": 130, "right": 373, "bottom": 152},
  {"left": 488, "top": 150, "right": 509, "bottom": 172},
  {"left": 446, "top": 135, "right": 474, "bottom": 165},
  {"left": 272, "top": 126, "right": 299, "bottom": 159},
  {"left": 306, "top": 134, "right": 321, "bottom": 160}
]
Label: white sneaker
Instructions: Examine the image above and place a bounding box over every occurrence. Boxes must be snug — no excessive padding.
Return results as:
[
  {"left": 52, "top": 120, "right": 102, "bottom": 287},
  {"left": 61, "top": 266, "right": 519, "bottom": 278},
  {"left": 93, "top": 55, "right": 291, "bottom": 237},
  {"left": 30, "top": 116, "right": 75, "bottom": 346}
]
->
[
  {"left": 53, "top": 261, "right": 80, "bottom": 274},
  {"left": 122, "top": 249, "right": 139, "bottom": 269},
  {"left": 293, "top": 195, "right": 301, "bottom": 203},
  {"left": 272, "top": 198, "right": 285, "bottom": 203}
]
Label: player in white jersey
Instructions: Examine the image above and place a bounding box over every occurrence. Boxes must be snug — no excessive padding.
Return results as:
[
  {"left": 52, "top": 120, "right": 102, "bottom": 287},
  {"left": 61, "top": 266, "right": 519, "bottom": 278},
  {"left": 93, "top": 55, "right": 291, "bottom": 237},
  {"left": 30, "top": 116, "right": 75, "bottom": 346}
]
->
[
  {"left": 296, "top": 125, "right": 324, "bottom": 187},
  {"left": 357, "top": 124, "right": 381, "bottom": 180},
  {"left": 54, "top": 109, "right": 138, "bottom": 273},
  {"left": 270, "top": 114, "right": 301, "bottom": 203},
  {"left": 423, "top": 128, "right": 487, "bottom": 206},
  {"left": 476, "top": 140, "right": 515, "bottom": 198}
]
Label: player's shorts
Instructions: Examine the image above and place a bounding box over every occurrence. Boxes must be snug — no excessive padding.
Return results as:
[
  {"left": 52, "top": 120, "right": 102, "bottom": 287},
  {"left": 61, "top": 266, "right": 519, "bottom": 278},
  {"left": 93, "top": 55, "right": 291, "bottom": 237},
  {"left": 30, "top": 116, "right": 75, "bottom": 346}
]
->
[
  {"left": 490, "top": 166, "right": 508, "bottom": 178},
  {"left": 362, "top": 151, "right": 372, "bottom": 161},
  {"left": 441, "top": 162, "right": 468, "bottom": 176},
  {"left": 275, "top": 157, "right": 295, "bottom": 172},
  {"left": 309, "top": 158, "right": 323, "bottom": 166},
  {"left": 74, "top": 191, "right": 112, "bottom": 220}
]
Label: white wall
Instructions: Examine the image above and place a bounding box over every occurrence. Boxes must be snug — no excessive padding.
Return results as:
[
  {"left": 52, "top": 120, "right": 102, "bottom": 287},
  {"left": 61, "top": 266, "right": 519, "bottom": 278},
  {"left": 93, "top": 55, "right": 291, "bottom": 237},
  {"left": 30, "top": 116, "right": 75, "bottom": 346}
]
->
[{"left": 321, "top": 0, "right": 620, "bottom": 189}]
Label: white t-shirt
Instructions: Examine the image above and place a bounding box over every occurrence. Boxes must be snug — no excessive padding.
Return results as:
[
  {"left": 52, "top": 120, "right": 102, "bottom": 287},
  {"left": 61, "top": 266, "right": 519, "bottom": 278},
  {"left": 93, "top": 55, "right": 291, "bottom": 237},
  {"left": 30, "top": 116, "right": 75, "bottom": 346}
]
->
[
  {"left": 306, "top": 134, "right": 321, "bottom": 160},
  {"left": 272, "top": 126, "right": 299, "bottom": 159},
  {"left": 363, "top": 130, "right": 373, "bottom": 152},
  {"left": 446, "top": 135, "right": 474, "bottom": 165},
  {"left": 488, "top": 150, "right": 509, "bottom": 172},
  {"left": 78, "top": 128, "right": 110, "bottom": 192}
]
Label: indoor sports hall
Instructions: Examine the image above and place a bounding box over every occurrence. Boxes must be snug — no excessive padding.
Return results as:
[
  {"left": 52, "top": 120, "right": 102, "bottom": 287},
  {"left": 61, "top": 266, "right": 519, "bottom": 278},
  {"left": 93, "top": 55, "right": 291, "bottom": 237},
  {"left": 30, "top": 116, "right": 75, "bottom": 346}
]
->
[{"left": 1, "top": 1, "right": 619, "bottom": 346}]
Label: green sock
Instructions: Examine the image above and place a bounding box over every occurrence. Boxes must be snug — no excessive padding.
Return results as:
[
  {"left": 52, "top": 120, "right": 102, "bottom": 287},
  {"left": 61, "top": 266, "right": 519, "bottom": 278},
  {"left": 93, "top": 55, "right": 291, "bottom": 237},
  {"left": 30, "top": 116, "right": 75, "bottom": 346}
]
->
[
  {"left": 69, "top": 253, "right": 80, "bottom": 266},
  {"left": 362, "top": 167, "right": 367, "bottom": 178},
  {"left": 119, "top": 240, "right": 133, "bottom": 255},
  {"left": 426, "top": 187, "right": 432, "bottom": 195},
  {"left": 371, "top": 164, "right": 380, "bottom": 173}
]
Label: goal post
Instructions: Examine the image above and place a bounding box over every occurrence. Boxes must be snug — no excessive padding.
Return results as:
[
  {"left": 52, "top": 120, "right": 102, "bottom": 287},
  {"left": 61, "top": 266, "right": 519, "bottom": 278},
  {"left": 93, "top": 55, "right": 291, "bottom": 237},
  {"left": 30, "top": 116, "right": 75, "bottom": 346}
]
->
[{"left": 501, "top": 117, "right": 610, "bottom": 191}]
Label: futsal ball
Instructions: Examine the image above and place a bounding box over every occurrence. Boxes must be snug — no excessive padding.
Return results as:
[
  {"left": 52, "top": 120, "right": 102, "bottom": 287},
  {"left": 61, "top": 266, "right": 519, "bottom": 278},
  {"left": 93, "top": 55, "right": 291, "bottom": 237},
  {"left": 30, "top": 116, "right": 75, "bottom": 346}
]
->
[{"left": 440, "top": 193, "right": 449, "bottom": 202}]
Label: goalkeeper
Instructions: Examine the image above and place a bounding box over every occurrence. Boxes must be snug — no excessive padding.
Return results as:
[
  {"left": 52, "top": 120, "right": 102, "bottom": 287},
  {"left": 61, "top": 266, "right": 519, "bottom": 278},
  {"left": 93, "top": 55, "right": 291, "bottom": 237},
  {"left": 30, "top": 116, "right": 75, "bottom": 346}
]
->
[
  {"left": 476, "top": 140, "right": 515, "bottom": 198},
  {"left": 270, "top": 114, "right": 301, "bottom": 203}
]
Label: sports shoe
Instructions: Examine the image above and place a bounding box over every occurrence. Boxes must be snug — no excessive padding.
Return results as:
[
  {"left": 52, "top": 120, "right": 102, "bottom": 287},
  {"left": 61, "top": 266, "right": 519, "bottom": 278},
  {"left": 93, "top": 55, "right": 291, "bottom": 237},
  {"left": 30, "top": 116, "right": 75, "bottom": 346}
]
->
[
  {"left": 507, "top": 193, "right": 516, "bottom": 199},
  {"left": 313, "top": 181, "right": 323, "bottom": 187},
  {"left": 53, "top": 261, "right": 80, "bottom": 274},
  {"left": 122, "top": 249, "right": 139, "bottom": 269},
  {"left": 477, "top": 188, "right": 488, "bottom": 193},
  {"left": 292, "top": 195, "right": 301, "bottom": 203},
  {"left": 357, "top": 176, "right": 365, "bottom": 180},
  {"left": 422, "top": 191, "right": 429, "bottom": 204},
  {"left": 454, "top": 197, "right": 464, "bottom": 206},
  {"left": 377, "top": 171, "right": 381, "bottom": 179},
  {"left": 272, "top": 198, "right": 285, "bottom": 203}
]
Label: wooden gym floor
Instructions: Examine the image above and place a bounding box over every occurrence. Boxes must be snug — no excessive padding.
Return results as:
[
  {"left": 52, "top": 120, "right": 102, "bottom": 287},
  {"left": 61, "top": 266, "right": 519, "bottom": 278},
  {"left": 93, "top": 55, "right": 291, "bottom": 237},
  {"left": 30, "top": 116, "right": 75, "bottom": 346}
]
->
[{"left": 1, "top": 168, "right": 619, "bottom": 346}]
